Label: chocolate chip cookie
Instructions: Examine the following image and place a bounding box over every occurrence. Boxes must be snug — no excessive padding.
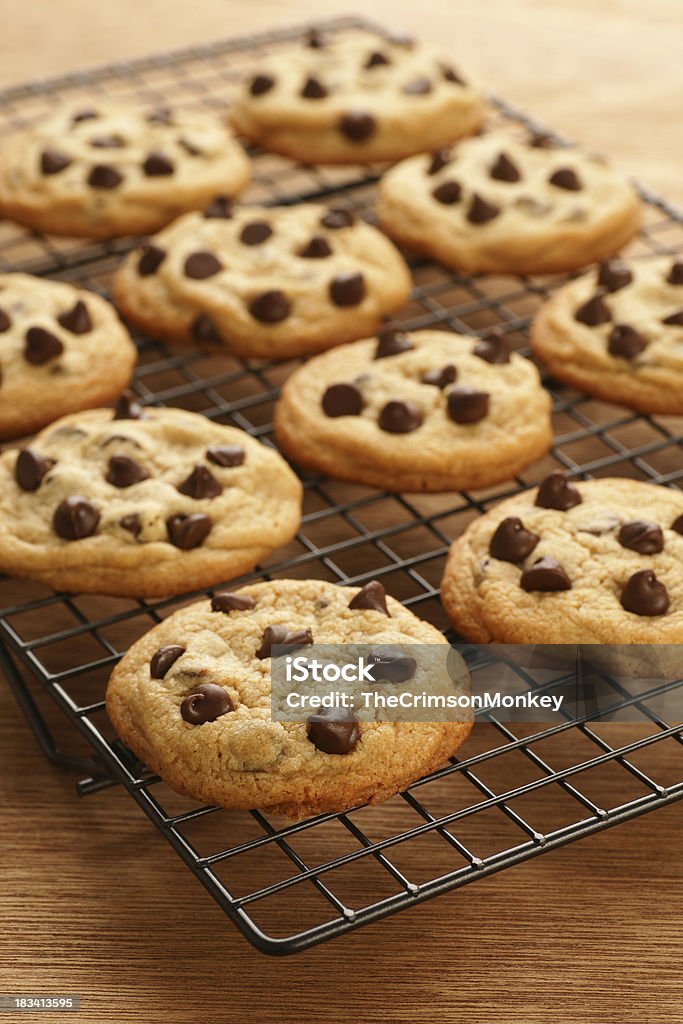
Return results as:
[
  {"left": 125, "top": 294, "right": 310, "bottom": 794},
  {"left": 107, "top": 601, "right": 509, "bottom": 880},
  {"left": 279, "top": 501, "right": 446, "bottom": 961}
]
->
[
  {"left": 531, "top": 256, "right": 683, "bottom": 413},
  {"left": 0, "top": 405, "right": 301, "bottom": 597},
  {"left": 377, "top": 129, "right": 641, "bottom": 274},
  {"left": 274, "top": 328, "right": 552, "bottom": 491},
  {"left": 0, "top": 273, "right": 136, "bottom": 439},
  {"left": 113, "top": 201, "right": 411, "bottom": 358},
  {"left": 230, "top": 30, "right": 486, "bottom": 164},
  {"left": 0, "top": 103, "right": 250, "bottom": 237},
  {"left": 106, "top": 578, "right": 472, "bottom": 818},
  {"left": 442, "top": 474, "right": 683, "bottom": 642}
]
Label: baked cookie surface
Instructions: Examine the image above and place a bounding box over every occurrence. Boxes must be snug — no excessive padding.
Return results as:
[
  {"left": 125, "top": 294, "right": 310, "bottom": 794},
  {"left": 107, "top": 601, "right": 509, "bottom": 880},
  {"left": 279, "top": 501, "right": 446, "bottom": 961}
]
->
[
  {"left": 274, "top": 328, "right": 552, "bottom": 491},
  {"left": 377, "top": 130, "right": 641, "bottom": 274},
  {"left": 0, "top": 405, "right": 302, "bottom": 597},
  {"left": 106, "top": 578, "right": 472, "bottom": 818},
  {"left": 531, "top": 256, "right": 683, "bottom": 413},
  {"left": 442, "top": 474, "right": 683, "bottom": 643},
  {"left": 0, "top": 103, "right": 250, "bottom": 237},
  {"left": 230, "top": 31, "right": 485, "bottom": 164},
  {"left": 113, "top": 201, "right": 411, "bottom": 358},
  {"left": 0, "top": 273, "right": 136, "bottom": 439}
]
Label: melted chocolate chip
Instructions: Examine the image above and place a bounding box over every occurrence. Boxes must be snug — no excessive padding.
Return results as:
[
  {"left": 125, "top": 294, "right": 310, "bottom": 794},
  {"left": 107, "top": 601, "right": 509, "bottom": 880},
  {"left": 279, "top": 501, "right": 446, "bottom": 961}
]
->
[
  {"left": 138, "top": 244, "right": 166, "bottom": 276},
  {"left": 369, "top": 647, "right": 417, "bottom": 682},
  {"left": 329, "top": 271, "right": 365, "bottom": 307},
  {"left": 211, "top": 591, "right": 256, "bottom": 613},
  {"left": 422, "top": 364, "right": 457, "bottom": 389},
  {"left": 41, "top": 148, "right": 72, "bottom": 175},
  {"left": 339, "top": 111, "right": 376, "bottom": 142},
  {"left": 24, "top": 327, "right": 63, "bottom": 365},
  {"left": 240, "top": 220, "right": 272, "bottom": 246},
  {"left": 348, "top": 580, "right": 390, "bottom": 616},
  {"left": 166, "top": 513, "right": 212, "bottom": 549},
  {"left": 176, "top": 464, "right": 223, "bottom": 499},
  {"left": 15, "top": 449, "right": 55, "bottom": 491},
  {"left": 489, "top": 516, "right": 539, "bottom": 563},
  {"left": 667, "top": 261, "right": 683, "bottom": 286},
  {"left": 204, "top": 195, "right": 234, "bottom": 219},
  {"left": 440, "top": 64, "right": 464, "bottom": 84},
  {"left": 662, "top": 309, "right": 683, "bottom": 326},
  {"left": 90, "top": 134, "right": 125, "bottom": 149},
  {"left": 474, "top": 331, "right": 510, "bottom": 365},
  {"left": 467, "top": 193, "right": 500, "bottom": 225},
  {"left": 147, "top": 107, "right": 173, "bottom": 125},
  {"left": 549, "top": 167, "right": 582, "bottom": 190},
  {"left": 375, "top": 328, "right": 414, "bottom": 359},
  {"left": 206, "top": 445, "right": 245, "bottom": 468},
  {"left": 0, "top": 307, "right": 11, "bottom": 332},
  {"left": 256, "top": 625, "right": 313, "bottom": 659},
  {"left": 320, "top": 207, "right": 355, "bottom": 229},
  {"left": 618, "top": 520, "right": 664, "bottom": 554},
  {"left": 672, "top": 514, "right": 683, "bottom": 535},
  {"left": 119, "top": 513, "right": 141, "bottom": 537},
  {"left": 365, "top": 51, "right": 390, "bottom": 68},
  {"left": 301, "top": 76, "right": 327, "bottom": 99},
  {"left": 192, "top": 314, "right": 223, "bottom": 344},
  {"left": 322, "top": 382, "right": 363, "bottom": 417},
  {"left": 113, "top": 390, "right": 146, "bottom": 420},
  {"left": 597, "top": 260, "right": 632, "bottom": 293},
  {"left": 248, "top": 290, "right": 291, "bottom": 323},
  {"left": 378, "top": 399, "right": 423, "bottom": 433},
  {"left": 307, "top": 707, "right": 360, "bottom": 755},
  {"left": 432, "top": 180, "right": 462, "bottom": 205},
  {"left": 608, "top": 323, "right": 648, "bottom": 358},
  {"left": 490, "top": 152, "right": 521, "bottom": 183},
  {"left": 403, "top": 76, "right": 432, "bottom": 95},
  {"left": 106, "top": 454, "right": 150, "bottom": 488},
  {"left": 249, "top": 74, "right": 275, "bottom": 96},
  {"left": 620, "top": 570, "right": 669, "bottom": 616},
  {"left": 535, "top": 471, "right": 582, "bottom": 511},
  {"left": 150, "top": 644, "right": 185, "bottom": 679},
  {"left": 298, "top": 235, "right": 332, "bottom": 259},
  {"left": 88, "top": 164, "right": 123, "bottom": 189},
  {"left": 447, "top": 387, "right": 489, "bottom": 424},
  {"left": 575, "top": 292, "right": 611, "bottom": 326},
  {"left": 72, "top": 108, "right": 98, "bottom": 123},
  {"left": 53, "top": 496, "right": 100, "bottom": 540},
  {"left": 181, "top": 683, "right": 234, "bottom": 724},
  {"left": 521, "top": 557, "right": 572, "bottom": 592},
  {"left": 184, "top": 251, "right": 222, "bottom": 279},
  {"left": 57, "top": 300, "right": 92, "bottom": 335},
  {"left": 428, "top": 149, "right": 451, "bottom": 175}
]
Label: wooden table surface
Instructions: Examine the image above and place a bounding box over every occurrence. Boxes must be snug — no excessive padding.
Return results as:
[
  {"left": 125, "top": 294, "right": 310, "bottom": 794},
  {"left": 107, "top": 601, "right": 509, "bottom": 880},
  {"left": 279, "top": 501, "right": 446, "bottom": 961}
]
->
[{"left": 1, "top": 2, "right": 682, "bottom": 1022}]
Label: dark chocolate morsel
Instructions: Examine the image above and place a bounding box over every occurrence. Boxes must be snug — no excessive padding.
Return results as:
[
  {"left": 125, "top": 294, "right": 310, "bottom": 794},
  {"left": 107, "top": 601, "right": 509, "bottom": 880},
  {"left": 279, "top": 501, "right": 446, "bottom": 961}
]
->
[
  {"left": 378, "top": 399, "right": 423, "bottom": 433},
  {"left": 24, "top": 327, "right": 64, "bottom": 365},
  {"left": 72, "top": 108, "right": 98, "bottom": 123},
  {"left": 88, "top": 164, "right": 123, "bottom": 189},
  {"left": 113, "top": 390, "right": 146, "bottom": 420},
  {"left": 535, "top": 471, "right": 582, "bottom": 511},
  {"left": 192, "top": 314, "right": 223, "bottom": 345},
  {"left": 608, "top": 323, "right": 648, "bottom": 359},
  {"left": 40, "top": 148, "right": 72, "bottom": 175},
  {"left": 146, "top": 106, "right": 173, "bottom": 125},
  {"left": 166, "top": 513, "right": 212, "bottom": 549},
  {"left": 365, "top": 50, "right": 390, "bottom": 68},
  {"left": 105, "top": 454, "right": 150, "bottom": 488},
  {"left": 667, "top": 261, "right": 683, "bottom": 286},
  {"left": 671, "top": 513, "right": 683, "bottom": 535},
  {"left": 256, "top": 624, "right": 314, "bottom": 659},
  {"left": 119, "top": 513, "right": 142, "bottom": 537},
  {"left": 473, "top": 331, "right": 510, "bottom": 364},
  {"left": 339, "top": 110, "right": 376, "bottom": 142},
  {"left": 374, "top": 328, "right": 414, "bottom": 359},
  {"left": 403, "top": 76, "right": 432, "bottom": 95},
  {"left": 549, "top": 167, "right": 582, "bottom": 190},
  {"left": 467, "top": 193, "right": 500, "bottom": 225},
  {"left": 176, "top": 464, "right": 223, "bottom": 499},
  {"left": 206, "top": 445, "right": 245, "bottom": 468},
  {"left": 249, "top": 74, "right": 275, "bottom": 96},
  {"left": 575, "top": 292, "right": 611, "bottom": 326},
  {"left": 150, "top": 644, "right": 185, "bottom": 679},
  {"left": 369, "top": 647, "right": 417, "bottom": 682},
  {"left": 89, "top": 134, "right": 125, "bottom": 149},
  {"left": 138, "top": 244, "right": 166, "bottom": 276},
  {"left": 306, "top": 28, "right": 326, "bottom": 48},
  {"left": 15, "top": 449, "right": 55, "bottom": 491},
  {"left": 620, "top": 570, "right": 669, "bottom": 616},
  {"left": 240, "top": 220, "right": 273, "bottom": 245},
  {"left": 248, "top": 290, "right": 291, "bottom": 323},
  {"left": 329, "top": 271, "right": 365, "bottom": 307},
  {"left": 298, "top": 235, "right": 332, "bottom": 259},
  {"left": 489, "top": 516, "right": 540, "bottom": 563},
  {"left": 440, "top": 64, "right": 465, "bottom": 84},
  {"left": 662, "top": 309, "right": 683, "bottom": 326},
  {"left": 422, "top": 364, "right": 457, "bottom": 389},
  {"left": 490, "top": 151, "right": 521, "bottom": 182},
  {"left": 320, "top": 207, "right": 355, "bottom": 229},
  {"left": 57, "top": 300, "right": 92, "bottom": 335},
  {"left": 181, "top": 683, "right": 234, "bottom": 724},
  {"left": 322, "top": 382, "right": 364, "bottom": 417},
  {"left": 184, "top": 251, "right": 222, "bottom": 279},
  {"left": 301, "top": 76, "right": 328, "bottom": 99},
  {"left": 427, "top": 149, "right": 451, "bottom": 175},
  {"left": 204, "top": 195, "right": 234, "bottom": 219},
  {"left": 0, "top": 307, "right": 11, "bottom": 332},
  {"left": 597, "top": 260, "right": 632, "bottom": 293},
  {"left": 348, "top": 580, "right": 390, "bottom": 616},
  {"left": 432, "top": 179, "right": 462, "bottom": 205},
  {"left": 521, "top": 556, "right": 572, "bottom": 592},
  {"left": 211, "top": 591, "right": 256, "bottom": 613},
  {"left": 447, "top": 387, "right": 489, "bottom": 424},
  {"left": 618, "top": 520, "right": 664, "bottom": 555},
  {"left": 53, "top": 496, "right": 100, "bottom": 540},
  {"left": 307, "top": 707, "right": 360, "bottom": 755}
]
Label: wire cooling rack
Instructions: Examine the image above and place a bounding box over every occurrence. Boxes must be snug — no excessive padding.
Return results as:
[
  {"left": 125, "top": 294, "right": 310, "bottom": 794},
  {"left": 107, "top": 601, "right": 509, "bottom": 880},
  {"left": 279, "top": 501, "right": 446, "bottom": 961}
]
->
[{"left": 1, "top": 16, "right": 682, "bottom": 956}]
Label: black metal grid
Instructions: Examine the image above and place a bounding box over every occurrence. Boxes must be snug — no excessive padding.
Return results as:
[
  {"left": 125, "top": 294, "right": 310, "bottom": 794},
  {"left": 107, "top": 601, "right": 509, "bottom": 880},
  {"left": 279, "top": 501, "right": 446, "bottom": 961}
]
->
[{"left": 1, "top": 16, "right": 682, "bottom": 956}]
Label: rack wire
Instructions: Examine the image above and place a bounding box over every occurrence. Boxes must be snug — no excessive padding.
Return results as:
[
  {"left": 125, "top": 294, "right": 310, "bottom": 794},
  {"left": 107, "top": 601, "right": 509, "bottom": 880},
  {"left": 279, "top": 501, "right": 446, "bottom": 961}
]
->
[{"left": 0, "top": 16, "right": 682, "bottom": 956}]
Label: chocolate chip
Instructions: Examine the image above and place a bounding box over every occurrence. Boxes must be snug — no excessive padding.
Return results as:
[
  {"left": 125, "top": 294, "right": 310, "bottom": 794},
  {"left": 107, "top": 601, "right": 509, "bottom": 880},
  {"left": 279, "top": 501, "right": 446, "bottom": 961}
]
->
[
  {"left": 375, "top": 328, "right": 414, "bottom": 359},
  {"left": 447, "top": 387, "right": 489, "bottom": 424},
  {"left": 473, "top": 331, "right": 510, "bottom": 364},
  {"left": 440, "top": 64, "right": 464, "bottom": 84},
  {"left": 535, "top": 471, "right": 582, "bottom": 511},
  {"left": 672, "top": 514, "right": 683, "bottom": 535},
  {"left": 146, "top": 106, "right": 173, "bottom": 125},
  {"left": 365, "top": 51, "right": 390, "bottom": 68},
  {"left": 166, "top": 513, "right": 212, "bottom": 549},
  {"left": 322, "top": 382, "right": 364, "bottom": 417},
  {"left": 298, "top": 235, "right": 332, "bottom": 258},
  {"left": 0, "top": 307, "right": 11, "bottom": 332},
  {"left": 150, "top": 644, "right": 185, "bottom": 679},
  {"left": 597, "top": 260, "right": 632, "bottom": 293},
  {"left": 369, "top": 647, "right": 417, "bottom": 682},
  {"left": 90, "top": 134, "right": 125, "bottom": 149},
  {"left": 403, "top": 76, "right": 432, "bottom": 95},
  {"left": 339, "top": 111, "right": 376, "bottom": 142},
  {"left": 88, "top": 164, "right": 123, "bottom": 189},
  {"left": 211, "top": 591, "right": 256, "bottom": 612},
  {"left": 250, "top": 74, "right": 274, "bottom": 96},
  {"left": 119, "top": 513, "right": 141, "bottom": 537},
  {"left": 176, "top": 464, "right": 223, "bottom": 499},
  {"left": 667, "top": 261, "right": 683, "bottom": 286},
  {"left": 348, "top": 580, "right": 390, "bottom": 616},
  {"left": 113, "top": 390, "right": 146, "bottom": 420},
  {"left": 248, "top": 290, "right": 291, "bottom": 323},
  {"left": 24, "top": 327, "right": 63, "bottom": 365},
  {"left": 329, "top": 271, "right": 365, "bottom": 307},
  {"left": 239, "top": 220, "right": 273, "bottom": 245},
  {"left": 53, "top": 496, "right": 100, "bottom": 540},
  {"left": 256, "top": 625, "right": 313, "bottom": 659},
  {"left": 662, "top": 310, "right": 683, "bottom": 326},
  {"left": 204, "top": 195, "right": 234, "bottom": 219},
  {"left": 521, "top": 557, "right": 572, "bottom": 592},
  {"left": 178, "top": 137, "right": 203, "bottom": 156},
  {"left": 306, "top": 27, "right": 326, "bottom": 48},
  {"left": 489, "top": 516, "right": 539, "bottom": 563},
  {"left": 192, "top": 314, "right": 223, "bottom": 344},
  {"left": 427, "top": 149, "right": 451, "bottom": 175},
  {"left": 490, "top": 152, "right": 521, "bottom": 183},
  {"left": 378, "top": 399, "right": 423, "bottom": 433},
  {"left": 15, "top": 449, "right": 55, "bottom": 491},
  {"left": 432, "top": 180, "right": 462, "bottom": 205},
  {"left": 184, "top": 251, "right": 222, "bottom": 279},
  {"left": 57, "top": 300, "right": 92, "bottom": 335},
  {"left": 206, "top": 445, "right": 245, "bottom": 468},
  {"left": 618, "top": 520, "right": 664, "bottom": 554},
  {"left": 180, "top": 683, "right": 234, "bottom": 724},
  {"left": 620, "top": 570, "right": 669, "bottom": 616},
  {"left": 422, "top": 364, "right": 457, "bottom": 389},
  {"left": 40, "top": 148, "right": 71, "bottom": 175},
  {"left": 301, "top": 76, "right": 327, "bottom": 99},
  {"left": 575, "top": 292, "right": 611, "bottom": 326},
  {"left": 307, "top": 707, "right": 360, "bottom": 755},
  {"left": 549, "top": 167, "right": 582, "bottom": 190},
  {"left": 138, "top": 244, "right": 166, "bottom": 276},
  {"left": 467, "top": 193, "right": 500, "bottom": 224},
  {"left": 608, "top": 323, "right": 648, "bottom": 359},
  {"left": 106, "top": 454, "right": 150, "bottom": 488},
  {"left": 72, "top": 108, "right": 98, "bottom": 123},
  {"left": 320, "top": 207, "right": 355, "bottom": 229}
]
